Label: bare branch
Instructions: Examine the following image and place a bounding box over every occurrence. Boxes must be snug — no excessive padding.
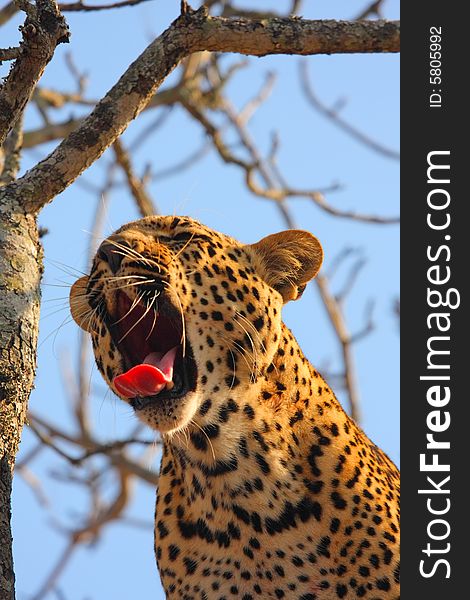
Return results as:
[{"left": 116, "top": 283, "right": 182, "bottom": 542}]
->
[
  {"left": 326, "top": 247, "right": 357, "bottom": 280},
  {"left": 22, "top": 83, "right": 182, "bottom": 149},
  {"left": 152, "top": 140, "right": 210, "bottom": 181},
  {"left": 335, "top": 255, "right": 367, "bottom": 304},
  {"left": 64, "top": 52, "right": 88, "bottom": 94},
  {"left": 355, "top": 0, "right": 386, "bottom": 20},
  {"left": 238, "top": 71, "right": 276, "bottom": 124},
  {"left": 315, "top": 274, "right": 361, "bottom": 422},
  {"left": 268, "top": 182, "right": 398, "bottom": 223},
  {"left": 32, "top": 87, "right": 94, "bottom": 108},
  {"left": 0, "top": 0, "right": 70, "bottom": 146},
  {"left": 59, "top": 0, "right": 152, "bottom": 12},
  {"left": 29, "top": 412, "right": 157, "bottom": 470},
  {"left": 29, "top": 419, "right": 79, "bottom": 464},
  {"left": 0, "top": 0, "right": 153, "bottom": 25},
  {"left": 31, "top": 539, "right": 77, "bottom": 600},
  {"left": 0, "top": 110, "right": 24, "bottom": 185},
  {"left": 22, "top": 118, "right": 82, "bottom": 148},
  {"left": 60, "top": 182, "right": 110, "bottom": 437},
  {"left": 350, "top": 300, "right": 375, "bottom": 344},
  {"left": 290, "top": 0, "right": 303, "bottom": 15},
  {"left": 300, "top": 62, "right": 400, "bottom": 160},
  {"left": 15, "top": 441, "right": 43, "bottom": 469},
  {"left": 184, "top": 92, "right": 397, "bottom": 224},
  {"left": 17, "top": 464, "right": 50, "bottom": 507},
  {"left": 113, "top": 138, "right": 158, "bottom": 217},
  {"left": 1, "top": 11, "right": 399, "bottom": 212},
  {"left": 0, "top": 46, "right": 20, "bottom": 61},
  {"left": 181, "top": 98, "right": 251, "bottom": 170},
  {"left": 74, "top": 438, "right": 157, "bottom": 463},
  {"left": 128, "top": 107, "right": 172, "bottom": 152},
  {"left": 0, "top": 2, "right": 18, "bottom": 27},
  {"left": 195, "top": 16, "right": 400, "bottom": 56}
]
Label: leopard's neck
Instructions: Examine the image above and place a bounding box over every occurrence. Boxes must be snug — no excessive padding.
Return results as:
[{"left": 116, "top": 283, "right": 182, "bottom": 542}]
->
[{"left": 160, "top": 324, "right": 356, "bottom": 522}]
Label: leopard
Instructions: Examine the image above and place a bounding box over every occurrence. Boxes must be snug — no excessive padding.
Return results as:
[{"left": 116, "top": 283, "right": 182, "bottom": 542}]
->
[{"left": 70, "top": 215, "right": 400, "bottom": 600}]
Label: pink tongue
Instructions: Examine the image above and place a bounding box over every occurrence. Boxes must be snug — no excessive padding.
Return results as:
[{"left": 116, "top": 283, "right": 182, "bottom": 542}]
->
[{"left": 113, "top": 346, "right": 178, "bottom": 399}]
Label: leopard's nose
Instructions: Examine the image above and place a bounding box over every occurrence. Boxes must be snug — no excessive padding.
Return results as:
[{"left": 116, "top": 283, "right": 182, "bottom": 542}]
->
[{"left": 97, "top": 237, "right": 129, "bottom": 274}]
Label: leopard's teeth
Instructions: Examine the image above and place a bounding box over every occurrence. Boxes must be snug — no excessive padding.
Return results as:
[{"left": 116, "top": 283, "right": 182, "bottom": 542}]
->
[{"left": 165, "top": 381, "right": 175, "bottom": 391}]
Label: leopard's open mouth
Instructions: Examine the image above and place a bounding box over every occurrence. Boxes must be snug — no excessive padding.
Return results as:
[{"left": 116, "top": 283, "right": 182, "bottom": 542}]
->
[{"left": 108, "top": 290, "right": 197, "bottom": 411}]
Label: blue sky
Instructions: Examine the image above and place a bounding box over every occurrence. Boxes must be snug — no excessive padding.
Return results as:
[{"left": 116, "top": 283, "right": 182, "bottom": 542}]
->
[{"left": 7, "top": 1, "right": 399, "bottom": 598}]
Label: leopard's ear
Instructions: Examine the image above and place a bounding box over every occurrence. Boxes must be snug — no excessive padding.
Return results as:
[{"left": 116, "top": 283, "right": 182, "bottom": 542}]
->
[
  {"left": 248, "top": 230, "right": 323, "bottom": 303},
  {"left": 69, "top": 276, "right": 94, "bottom": 332}
]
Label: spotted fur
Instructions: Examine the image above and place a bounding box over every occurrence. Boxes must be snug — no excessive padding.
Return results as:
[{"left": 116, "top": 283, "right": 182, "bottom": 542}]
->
[{"left": 70, "top": 216, "right": 400, "bottom": 599}]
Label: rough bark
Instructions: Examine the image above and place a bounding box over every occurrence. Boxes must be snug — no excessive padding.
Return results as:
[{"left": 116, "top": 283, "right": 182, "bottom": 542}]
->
[
  {"left": 0, "top": 208, "right": 42, "bottom": 600},
  {"left": 0, "top": 3, "right": 67, "bottom": 593},
  {"left": 0, "top": 0, "right": 70, "bottom": 147},
  {"left": 195, "top": 14, "right": 399, "bottom": 56}
]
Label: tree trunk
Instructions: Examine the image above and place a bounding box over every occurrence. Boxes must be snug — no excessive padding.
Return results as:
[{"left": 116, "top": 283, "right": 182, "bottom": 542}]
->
[{"left": 0, "top": 205, "right": 42, "bottom": 600}]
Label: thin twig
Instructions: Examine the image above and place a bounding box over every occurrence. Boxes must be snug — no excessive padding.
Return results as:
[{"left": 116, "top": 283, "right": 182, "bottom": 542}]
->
[
  {"left": 350, "top": 300, "right": 375, "bottom": 343},
  {"left": 315, "top": 274, "right": 361, "bottom": 422},
  {"left": 22, "top": 119, "right": 83, "bottom": 149},
  {"left": 59, "top": 0, "right": 152, "bottom": 12},
  {"left": 128, "top": 107, "right": 172, "bottom": 152},
  {"left": 0, "top": 46, "right": 20, "bottom": 61},
  {"left": 64, "top": 52, "right": 88, "bottom": 94},
  {"left": 152, "top": 140, "right": 210, "bottom": 181},
  {"left": 326, "top": 247, "right": 357, "bottom": 280},
  {"left": 184, "top": 94, "right": 397, "bottom": 224},
  {"left": 239, "top": 71, "right": 276, "bottom": 125},
  {"left": 335, "top": 256, "right": 367, "bottom": 304},
  {"left": 290, "top": 0, "right": 303, "bottom": 15},
  {"left": 113, "top": 138, "right": 158, "bottom": 217},
  {"left": 16, "top": 465, "right": 50, "bottom": 507},
  {"left": 355, "top": 0, "right": 385, "bottom": 20},
  {"left": 31, "top": 539, "right": 77, "bottom": 600},
  {"left": 33, "top": 87, "right": 94, "bottom": 108},
  {"left": 29, "top": 420, "right": 79, "bottom": 464},
  {"left": 15, "top": 441, "right": 44, "bottom": 469},
  {"left": 300, "top": 62, "right": 400, "bottom": 161}
]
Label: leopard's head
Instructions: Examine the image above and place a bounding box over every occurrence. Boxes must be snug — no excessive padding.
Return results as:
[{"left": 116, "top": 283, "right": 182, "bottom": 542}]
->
[{"left": 70, "top": 216, "right": 322, "bottom": 434}]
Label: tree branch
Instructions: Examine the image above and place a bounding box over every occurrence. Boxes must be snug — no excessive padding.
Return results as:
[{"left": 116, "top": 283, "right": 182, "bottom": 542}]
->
[
  {"left": 0, "top": 46, "right": 20, "bottom": 61},
  {"left": 0, "top": 111, "right": 24, "bottom": 185},
  {"left": 355, "top": 0, "right": 386, "bottom": 20},
  {"left": 59, "top": 0, "right": 151, "bottom": 11},
  {"left": 0, "top": 2, "right": 18, "bottom": 27},
  {"left": 193, "top": 15, "right": 400, "bottom": 56},
  {"left": 1, "top": 9, "right": 399, "bottom": 213},
  {"left": 112, "top": 138, "right": 158, "bottom": 217},
  {"left": 315, "top": 274, "right": 363, "bottom": 422},
  {"left": 300, "top": 62, "right": 400, "bottom": 160},
  {"left": 22, "top": 118, "right": 83, "bottom": 148},
  {"left": 0, "top": 0, "right": 152, "bottom": 26},
  {"left": 0, "top": 0, "right": 70, "bottom": 146}
]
